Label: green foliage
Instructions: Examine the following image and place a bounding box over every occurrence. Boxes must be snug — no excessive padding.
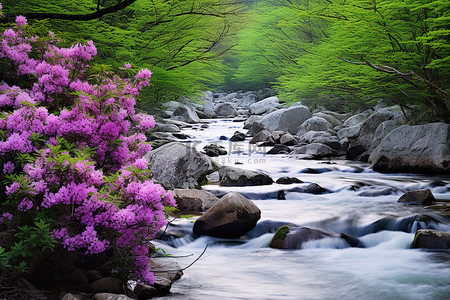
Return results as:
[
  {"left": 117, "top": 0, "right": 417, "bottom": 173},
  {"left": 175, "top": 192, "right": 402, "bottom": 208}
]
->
[{"left": 2, "top": 0, "right": 246, "bottom": 102}]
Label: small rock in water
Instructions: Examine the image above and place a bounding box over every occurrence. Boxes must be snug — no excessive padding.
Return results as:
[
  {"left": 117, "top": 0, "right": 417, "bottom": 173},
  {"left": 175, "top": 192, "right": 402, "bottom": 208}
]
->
[
  {"left": 277, "top": 190, "right": 286, "bottom": 200},
  {"left": 230, "top": 131, "right": 246, "bottom": 141},
  {"left": 269, "top": 225, "right": 332, "bottom": 249},
  {"left": 134, "top": 285, "right": 158, "bottom": 300},
  {"left": 412, "top": 229, "right": 450, "bottom": 249},
  {"left": 219, "top": 135, "right": 229, "bottom": 140},
  {"left": 346, "top": 144, "right": 365, "bottom": 160},
  {"left": 203, "top": 144, "right": 227, "bottom": 157},
  {"left": 276, "top": 177, "right": 303, "bottom": 184},
  {"left": 93, "top": 294, "right": 134, "bottom": 300},
  {"left": 219, "top": 166, "right": 273, "bottom": 186},
  {"left": 398, "top": 189, "right": 436, "bottom": 205},
  {"left": 172, "top": 133, "right": 190, "bottom": 139},
  {"left": 267, "top": 144, "right": 291, "bottom": 154}
]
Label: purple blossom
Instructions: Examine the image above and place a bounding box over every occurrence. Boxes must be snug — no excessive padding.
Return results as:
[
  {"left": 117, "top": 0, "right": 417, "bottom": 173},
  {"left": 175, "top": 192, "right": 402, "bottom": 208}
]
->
[
  {"left": 5, "top": 182, "right": 20, "bottom": 195},
  {"left": 15, "top": 16, "right": 27, "bottom": 27},
  {"left": 3, "top": 161, "right": 14, "bottom": 174},
  {"left": 124, "top": 63, "right": 132, "bottom": 69}
]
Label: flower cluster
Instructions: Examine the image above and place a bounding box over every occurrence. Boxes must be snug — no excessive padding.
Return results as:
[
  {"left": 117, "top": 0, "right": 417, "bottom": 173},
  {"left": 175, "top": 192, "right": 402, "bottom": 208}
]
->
[{"left": 0, "top": 11, "right": 175, "bottom": 284}]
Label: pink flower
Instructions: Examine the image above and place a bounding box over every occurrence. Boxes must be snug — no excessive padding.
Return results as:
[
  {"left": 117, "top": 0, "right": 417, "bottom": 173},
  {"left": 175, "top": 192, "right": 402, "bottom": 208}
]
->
[
  {"left": 135, "top": 68, "right": 152, "bottom": 80},
  {"left": 15, "top": 16, "right": 27, "bottom": 27},
  {"left": 124, "top": 63, "right": 132, "bottom": 69},
  {"left": 3, "top": 161, "right": 15, "bottom": 174},
  {"left": 5, "top": 182, "right": 20, "bottom": 195}
]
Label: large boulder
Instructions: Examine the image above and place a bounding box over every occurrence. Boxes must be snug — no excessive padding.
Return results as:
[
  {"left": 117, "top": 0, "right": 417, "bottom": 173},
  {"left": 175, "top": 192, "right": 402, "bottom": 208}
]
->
[
  {"left": 369, "top": 123, "right": 450, "bottom": 174},
  {"left": 249, "top": 96, "right": 284, "bottom": 115},
  {"left": 292, "top": 143, "right": 337, "bottom": 158},
  {"left": 411, "top": 229, "right": 450, "bottom": 250},
  {"left": 370, "top": 119, "right": 402, "bottom": 149},
  {"left": 173, "top": 189, "right": 220, "bottom": 212},
  {"left": 343, "top": 111, "right": 371, "bottom": 127},
  {"left": 269, "top": 225, "right": 333, "bottom": 249},
  {"left": 193, "top": 192, "right": 261, "bottom": 238},
  {"left": 296, "top": 116, "right": 333, "bottom": 137},
  {"left": 219, "top": 166, "right": 273, "bottom": 186},
  {"left": 313, "top": 112, "right": 343, "bottom": 127},
  {"left": 172, "top": 105, "right": 200, "bottom": 123},
  {"left": 253, "top": 106, "right": 312, "bottom": 134},
  {"left": 214, "top": 102, "right": 238, "bottom": 117},
  {"left": 356, "top": 107, "right": 403, "bottom": 149},
  {"left": 144, "top": 142, "right": 214, "bottom": 189}
]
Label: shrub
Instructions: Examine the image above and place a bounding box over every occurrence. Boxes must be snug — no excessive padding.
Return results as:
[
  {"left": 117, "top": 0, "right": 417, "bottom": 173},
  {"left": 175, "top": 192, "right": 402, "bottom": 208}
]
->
[{"left": 0, "top": 7, "right": 175, "bottom": 285}]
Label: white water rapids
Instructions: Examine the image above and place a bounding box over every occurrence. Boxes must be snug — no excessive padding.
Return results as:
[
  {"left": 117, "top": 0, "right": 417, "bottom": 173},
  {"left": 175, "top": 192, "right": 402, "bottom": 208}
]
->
[{"left": 155, "top": 119, "right": 450, "bottom": 300}]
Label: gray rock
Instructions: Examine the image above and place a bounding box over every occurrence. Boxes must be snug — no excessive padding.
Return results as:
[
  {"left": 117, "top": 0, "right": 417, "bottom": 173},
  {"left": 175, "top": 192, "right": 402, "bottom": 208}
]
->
[
  {"left": 61, "top": 293, "right": 83, "bottom": 300},
  {"left": 357, "top": 107, "right": 403, "bottom": 149},
  {"left": 144, "top": 142, "right": 214, "bottom": 189},
  {"left": 343, "top": 111, "right": 370, "bottom": 127},
  {"left": 153, "top": 123, "right": 181, "bottom": 133},
  {"left": 369, "top": 123, "right": 450, "bottom": 174},
  {"left": 296, "top": 116, "right": 333, "bottom": 137},
  {"left": 149, "top": 257, "right": 183, "bottom": 282},
  {"left": 250, "top": 129, "right": 272, "bottom": 144},
  {"left": 267, "top": 144, "right": 291, "bottom": 154},
  {"left": 230, "top": 131, "right": 246, "bottom": 141},
  {"left": 249, "top": 96, "right": 283, "bottom": 115},
  {"left": 297, "top": 131, "right": 338, "bottom": 145},
  {"left": 276, "top": 177, "right": 303, "bottom": 184},
  {"left": 337, "top": 124, "right": 362, "bottom": 140},
  {"left": 279, "top": 133, "right": 297, "bottom": 146},
  {"left": 93, "top": 294, "right": 134, "bottom": 300},
  {"left": 411, "top": 229, "right": 450, "bottom": 249},
  {"left": 172, "top": 105, "right": 200, "bottom": 123},
  {"left": 292, "top": 143, "right": 337, "bottom": 158},
  {"left": 370, "top": 119, "right": 402, "bottom": 149},
  {"left": 193, "top": 192, "right": 261, "bottom": 238},
  {"left": 203, "top": 144, "right": 227, "bottom": 157},
  {"left": 254, "top": 105, "right": 312, "bottom": 134},
  {"left": 134, "top": 285, "right": 158, "bottom": 300},
  {"left": 215, "top": 102, "right": 238, "bottom": 117},
  {"left": 313, "top": 112, "right": 343, "bottom": 127},
  {"left": 269, "top": 226, "right": 333, "bottom": 249},
  {"left": 219, "top": 166, "right": 273, "bottom": 186},
  {"left": 398, "top": 189, "right": 436, "bottom": 205},
  {"left": 173, "top": 189, "right": 220, "bottom": 212},
  {"left": 244, "top": 115, "right": 262, "bottom": 129}
]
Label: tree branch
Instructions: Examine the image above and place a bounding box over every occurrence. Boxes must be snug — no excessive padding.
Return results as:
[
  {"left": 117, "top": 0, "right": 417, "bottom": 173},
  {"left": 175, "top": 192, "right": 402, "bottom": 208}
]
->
[
  {"left": 4, "top": 0, "right": 138, "bottom": 22},
  {"left": 338, "top": 57, "right": 449, "bottom": 96}
]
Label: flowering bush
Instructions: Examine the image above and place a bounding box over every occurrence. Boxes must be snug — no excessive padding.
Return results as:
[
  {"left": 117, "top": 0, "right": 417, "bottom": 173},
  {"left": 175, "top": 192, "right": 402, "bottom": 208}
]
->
[{"left": 0, "top": 7, "right": 175, "bottom": 284}]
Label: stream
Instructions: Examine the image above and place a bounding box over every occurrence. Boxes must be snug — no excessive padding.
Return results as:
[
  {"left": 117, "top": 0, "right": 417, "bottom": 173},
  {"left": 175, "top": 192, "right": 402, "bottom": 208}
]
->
[{"left": 155, "top": 119, "right": 450, "bottom": 300}]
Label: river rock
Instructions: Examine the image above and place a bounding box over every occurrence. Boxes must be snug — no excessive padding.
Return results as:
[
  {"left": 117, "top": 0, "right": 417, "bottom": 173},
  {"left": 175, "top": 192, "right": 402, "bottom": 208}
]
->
[
  {"left": 134, "top": 285, "right": 158, "bottom": 300},
  {"left": 296, "top": 116, "right": 333, "bottom": 137},
  {"left": 249, "top": 96, "right": 283, "bottom": 115},
  {"left": 398, "top": 189, "right": 436, "bottom": 205},
  {"left": 411, "top": 229, "right": 450, "bottom": 249},
  {"left": 267, "top": 144, "right": 291, "bottom": 154},
  {"left": 93, "top": 294, "right": 134, "bottom": 300},
  {"left": 370, "top": 119, "right": 402, "bottom": 149},
  {"left": 250, "top": 130, "right": 272, "bottom": 144},
  {"left": 215, "top": 102, "right": 238, "bottom": 117},
  {"left": 89, "top": 277, "right": 123, "bottom": 294},
  {"left": 357, "top": 107, "right": 403, "bottom": 149},
  {"left": 276, "top": 177, "right": 303, "bottom": 184},
  {"left": 149, "top": 257, "right": 183, "bottom": 290},
  {"left": 253, "top": 105, "right": 312, "bottom": 134},
  {"left": 243, "top": 115, "right": 262, "bottom": 129},
  {"left": 343, "top": 111, "right": 370, "bottom": 127},
  {"left": 61, "top": 293, "right": 83, "bottom": 300},
  {"left": 173, "top": 189, "right": 219, "bottom": 212},
  {"left": 297, "top": 131, "right": 338, "bottom": 145},
  {"left": 269, "top": 225, "right": 333, "bottom": 249},
  {"left": 172, "top": 105, "right": 200, "bottom": 123},
  {"left": 144, "top": 142, "right": 214, "bottom": 189},
  {"left": 369, "top": 123, "right": 450, "bottom": 174},
  {"left": 193, "top": 192, "right": 261, "bottom": 238},
  {"left": 153, "top": 123, "right": 181, "bottom": 133},
  {"left": 292, "top": 143, "right": 337, "bottom": 158},
  {"left": 346, "top": 144, "right": 365, "bottom": 161},
  {"left": 203, "top": 144, "right": 227, "bottom": 157},
  {"left": 279, "top": 133, "right": 297, "bottom": 146},
  {"left": 219, "top": 166, "right": 273, "bottom": 186},
  {"left": 314, "top": 112, "right": 343, "bottom": 127},
  {"left": 230, "top": 131, "right": 246, "bottom": 141}
]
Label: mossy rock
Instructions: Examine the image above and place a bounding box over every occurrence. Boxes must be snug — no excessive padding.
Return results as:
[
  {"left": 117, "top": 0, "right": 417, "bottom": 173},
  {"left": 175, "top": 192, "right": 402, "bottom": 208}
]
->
[{"left": 269, "top": 225, "right": 291, "bottom": 249}]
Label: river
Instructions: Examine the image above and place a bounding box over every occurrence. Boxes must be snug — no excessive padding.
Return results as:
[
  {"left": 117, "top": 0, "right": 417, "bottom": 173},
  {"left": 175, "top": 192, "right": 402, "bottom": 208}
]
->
[{"left": 155, "top": 119, "right": 450, "bottom": 300}]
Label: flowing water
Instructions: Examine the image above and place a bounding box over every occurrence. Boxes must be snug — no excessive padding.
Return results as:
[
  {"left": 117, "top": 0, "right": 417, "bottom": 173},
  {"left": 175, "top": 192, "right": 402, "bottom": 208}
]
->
[{"left": 156, "top": 119, "right": 450, "bottom": 300}]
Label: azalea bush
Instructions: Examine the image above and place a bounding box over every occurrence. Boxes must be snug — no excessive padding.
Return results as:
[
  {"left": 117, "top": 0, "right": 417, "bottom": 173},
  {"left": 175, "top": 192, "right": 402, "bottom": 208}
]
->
[{"left": 0, "top": 5, "right": 175, "bottom": 285}]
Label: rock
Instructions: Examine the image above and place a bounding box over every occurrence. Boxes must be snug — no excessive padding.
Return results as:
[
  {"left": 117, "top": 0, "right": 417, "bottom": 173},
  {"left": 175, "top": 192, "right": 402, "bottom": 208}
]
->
[
  {"left": 134, "top": 285, "right": 158, "bottom": 300},
  {"left": 292, "top": 143, "right": 337, "bottom": 158},
  {"left": 219, "top": 135, "right": 228, "bottom": 140},
  {"left": 296, "top": 116, "right": 333, "bottom": 137},
  {"left": 297, "top": 131, "right": 338, "bottom": 145},
  {"left": 269, "top": 225, "right": 333, "bottom": 249},
  {"left": 357, "top": 187, "right": 397, "bottom": 197},
  {"left": 267, "top": 144, "right": 291, "bottom": 154},
  {"left": 250, "top": 130, "right": 272, "bottom": 144},
  {"left": 203, "top": 144, "right": 227, "bottom": 157},
  {"left": 343, "top": 111, "right": 370, "bottom": 127},
  {"left": 144, "top": 142, "right": 214, "bottom": 189},
  {"left": 230, "top": 131, "right": 246, "bottom": 142},
  {"left": 249, "top": 96, "right": 284, "bottom": 115},
  {"left": 61, "top": 293, "right": 83, "bottom": 300},
  {"left": 276, "top": 177, "right": 303, "bottom": 184},
  {"left": 398, "top": 189, "right": 436, "bottom": 205},
  {"left": 411, "top": 229, "right": 450, "bottom": 249},
  {"left": 153, "top": 123, "right": 181, "bottom": 133},
  {"left": 90, "top": 277, "right": 123, "bottom": 294},
  {"left": 219, "top": 166, "right": 273, "bottom": 186},
  {"left": 172, "top": 105, "right": 200, "bottom": 123},
  {"left": 193, "top": 192, "right": 261, "bottom": 238},
  {"left": 149, "top": 257, "right": 183, "bottom": 282},
  {"left": 337, "top": 124, "right": 362, "bottom": 141},
  {"left": 206, "top": 171, "right": 220, "bottom": 184},
  {"left": 243, "top": 115, "right": 262, "bottom": 129},
  {"left": 357, "top": 107, "right": 403, "bottom": 149},
  {"left": 314, "top": 112, "right": 343, "bottom": 127},
  {"left": 215, "top": 102, "right": 238, "bottom": 117},
  {"left": 279, "top": 133, "right": 297, "bottom": 146},
  {"left": 346, "top": 144, "right": 365, "bottom": 161},
  {"left": 287, "top": 183, "right": 327, "bottom": 194},
  {"left": 370, "top": 119, "right": 402, "bottom": 149},
  {"left": 369, "top": 123, "right": 450, "bottom": 174},
  {"left": 64, "top": 268, "right": 89, "bottom": 284},
  {"left": 93, "top": 294, "right": 134, "bottom": 300},
  {"left": 173, "top": 189, "right": 220, "bottom": 212},
  {"left": 254, "top": 106, "right": 312, "bottom": 134},
  {"left": 172, "top": 133, "right": 190, "bottom": 139}
]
